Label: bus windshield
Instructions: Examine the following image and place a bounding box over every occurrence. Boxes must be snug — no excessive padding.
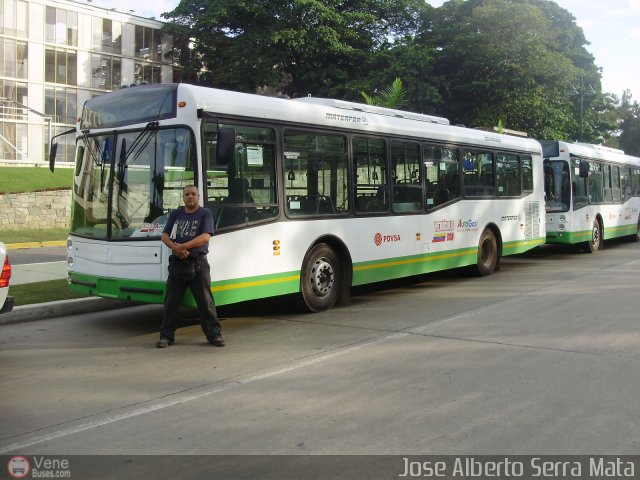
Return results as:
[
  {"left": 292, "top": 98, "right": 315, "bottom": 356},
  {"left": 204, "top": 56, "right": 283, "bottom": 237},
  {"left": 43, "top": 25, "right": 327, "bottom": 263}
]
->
[
  {"left": 80, "top": 84, "right": 177, "bottom": 129},
  {"left": 71, "top": 127, "right": 196, "bottom": 240},
  {"left": 544, "top": 160, "right": 571, "bottom": 212}
]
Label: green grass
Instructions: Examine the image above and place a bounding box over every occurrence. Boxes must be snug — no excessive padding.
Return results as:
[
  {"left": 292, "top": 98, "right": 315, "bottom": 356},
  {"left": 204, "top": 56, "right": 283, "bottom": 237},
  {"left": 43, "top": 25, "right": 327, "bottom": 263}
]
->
[
  {"left": 2, "top": 228, "right": 69, "bottom": 244},
  {"left": 10, "top": 279, "right": 89, "bottom": 306},
  {"left": 0, "top": 166, "right": 74, "bottom": 194}
]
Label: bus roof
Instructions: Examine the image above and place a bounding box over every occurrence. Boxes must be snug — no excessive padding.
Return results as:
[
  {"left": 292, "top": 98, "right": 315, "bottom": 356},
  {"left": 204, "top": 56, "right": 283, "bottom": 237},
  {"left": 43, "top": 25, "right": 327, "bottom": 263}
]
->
[
  {"left": 176, "top": 84, "right": 542, "bottom": 154},
  {"left": 541, "top": 140, "right": 640, "bottom": 167}
]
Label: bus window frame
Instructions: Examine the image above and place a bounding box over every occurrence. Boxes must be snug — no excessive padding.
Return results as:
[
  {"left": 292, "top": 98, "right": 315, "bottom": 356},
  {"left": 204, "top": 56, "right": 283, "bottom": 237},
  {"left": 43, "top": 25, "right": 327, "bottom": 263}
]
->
[
  {"left": 462, "top": 148, "right": 496, "bottom": 198},
  {"left": 352, "top": 135, "right": 389, "bottom": 215}
]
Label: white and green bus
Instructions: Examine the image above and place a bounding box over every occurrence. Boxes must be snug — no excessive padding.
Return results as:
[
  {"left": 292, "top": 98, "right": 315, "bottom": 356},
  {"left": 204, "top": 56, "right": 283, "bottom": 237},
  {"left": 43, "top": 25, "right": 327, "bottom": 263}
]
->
[
  {"left": 542, "top": 141, "right": 640, "bottom": 252},
  {"left": 51, "top": 83, "right": 545, "bottom": 312}
]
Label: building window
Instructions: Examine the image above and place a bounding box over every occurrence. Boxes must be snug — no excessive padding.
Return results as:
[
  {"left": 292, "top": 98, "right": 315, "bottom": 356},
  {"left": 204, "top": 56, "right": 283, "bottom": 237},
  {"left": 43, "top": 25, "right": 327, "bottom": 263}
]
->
[
  {"left": 0, "top": 79, "right": 27, "bottom": 122},
  {"left": 91, "top": 54, "right": 121, "bottom": 90},
  {"left": 48, "top": 125, "right": 75, "bottom": 163},
  {"left": 0, "top": 38, "right": 28, "bottom": 79},
  {"left": 1, "top": 0, "right": 28, "bottom": 37},
  {"left": 0, "top": 80, "right": 29, "bottom": 161},
  {"left": 135, "top": 25, "right": 162, "bottom": 61},
  {"left": 0, "top": 121, "right": 28, "bottom": 161},
  {"left": 135, "top": 62, "right": 161, "bottom": 84},
  {"left": 45, "top": 48, "right": 77, "bottom": 86},
  {"left": 45, "top": 86, "right": 77, "bottom": 124},
  {"left": 92, "top": 17, "right": 122, "bottom": 54},
  {"left": 45, "top": 6, "right": 78, "bottom": 46}
]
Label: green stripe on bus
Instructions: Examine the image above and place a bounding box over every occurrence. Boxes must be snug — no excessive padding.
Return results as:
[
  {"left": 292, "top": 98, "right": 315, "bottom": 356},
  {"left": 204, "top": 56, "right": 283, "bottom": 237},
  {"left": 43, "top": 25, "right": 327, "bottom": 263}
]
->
[
  {"left": 68, "top": 237, "right": 546, "bottom": 306},
  {"left": 68, "top": 271, "right": 300, "bottom": 307},
  {"left": 545, "top": 231, "right": 578, "bottom": 244},
  {"left": 352, "top": 238, "right": 545, "bottom": 285},
  {"left": 604, "top": 224, "right": 637, "bottom": 239},
  {"left": 547, "top": 224, "right": 637, "bottom": 244}
]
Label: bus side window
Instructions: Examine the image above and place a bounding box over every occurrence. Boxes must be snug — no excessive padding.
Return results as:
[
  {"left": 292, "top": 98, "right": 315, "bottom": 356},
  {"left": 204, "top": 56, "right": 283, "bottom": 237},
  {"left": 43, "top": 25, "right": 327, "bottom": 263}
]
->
[
  {"left": 611, "top": 165, "right": 622, "bottom": 203},
  {"left": 496, "top": 153, "right": 521, "bottom": 197},
  {"left": 283, "top": 131, "right": 349, "bottom": 217},
  {"left": 425, "top": 145, "right": 459, "bottom": 209},
  {"left": 522, "top": 155, "right": 534, "bottom": 192},
  {"left": 588, "top": 161, "right": 603, "bottom": 203},
  {"left": 621, "top": 167, "right": 631, "bottom": 201},
  {"left": 603, "top": 164, "right": 613, "bottom": 203},
  {"left": 391, "top": 141, "right": 421, "bottom": 212},
  {"left": 463, "top": 150, "right": 494, "bottom": 197},
  {"left": 354, "top": 137, "right": 388, "bottom": 213}
]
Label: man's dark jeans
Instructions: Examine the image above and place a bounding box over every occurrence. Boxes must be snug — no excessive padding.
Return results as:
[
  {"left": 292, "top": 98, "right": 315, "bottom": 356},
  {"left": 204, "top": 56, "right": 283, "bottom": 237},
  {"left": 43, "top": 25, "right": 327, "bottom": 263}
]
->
[{"left": 160, "top": 255, "right": 221, "bottom": 343}]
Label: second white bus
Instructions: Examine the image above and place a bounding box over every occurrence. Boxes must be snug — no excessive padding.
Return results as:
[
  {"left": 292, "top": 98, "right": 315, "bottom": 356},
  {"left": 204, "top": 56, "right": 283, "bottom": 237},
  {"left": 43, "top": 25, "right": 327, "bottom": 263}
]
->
[{"left": 542, "top": 141, "right": 640, "bottom": 252}]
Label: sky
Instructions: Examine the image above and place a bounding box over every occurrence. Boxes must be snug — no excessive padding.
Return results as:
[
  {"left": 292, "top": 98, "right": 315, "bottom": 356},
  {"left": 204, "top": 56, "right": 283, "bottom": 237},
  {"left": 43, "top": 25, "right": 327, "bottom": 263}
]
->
[{"left": 92, "top": 0, "right": 640, "bottom": 101}]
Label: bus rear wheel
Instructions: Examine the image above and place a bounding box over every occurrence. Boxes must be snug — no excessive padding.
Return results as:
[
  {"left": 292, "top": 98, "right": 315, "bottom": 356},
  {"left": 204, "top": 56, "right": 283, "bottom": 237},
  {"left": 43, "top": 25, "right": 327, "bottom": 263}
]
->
[
  {"left": 587, "top": 219, "right": 603, "bottom": 253},
  {"left": 300, "top": 243, "right": 340, "bottom": 312},
  {"left": 476, "top": 228, "right": 498, "bottom": 276}
]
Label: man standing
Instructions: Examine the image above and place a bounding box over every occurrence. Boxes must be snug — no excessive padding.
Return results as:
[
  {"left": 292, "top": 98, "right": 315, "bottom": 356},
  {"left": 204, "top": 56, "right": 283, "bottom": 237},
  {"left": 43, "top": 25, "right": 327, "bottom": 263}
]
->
[{"left": 157, "top": 185, "right": 224, "bottom": 348}]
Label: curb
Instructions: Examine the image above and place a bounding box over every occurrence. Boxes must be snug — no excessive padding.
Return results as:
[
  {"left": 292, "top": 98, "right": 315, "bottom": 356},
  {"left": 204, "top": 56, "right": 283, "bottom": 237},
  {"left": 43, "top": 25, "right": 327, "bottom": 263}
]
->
[
  {"left": 6, "top": 240, "right": 67, "bottom": 249},
  {"left": 0, "top": 297, "right": 136, "bottom": 325}
]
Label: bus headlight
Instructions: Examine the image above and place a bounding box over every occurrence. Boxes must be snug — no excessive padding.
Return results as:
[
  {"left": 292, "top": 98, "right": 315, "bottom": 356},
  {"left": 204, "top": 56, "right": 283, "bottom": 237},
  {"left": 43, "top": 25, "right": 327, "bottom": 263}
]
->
[
  {"left": 559, "top": 215, "right": 566, "bottom": 222},
  {"left": 68, "top": 257, "right": 74, "bottom": 269},
  {"left": 558, "top": 224, "right": 565, "bottom": 231},
  {"left": 67, "top": 239, "right": 73, "bottom": 252}
]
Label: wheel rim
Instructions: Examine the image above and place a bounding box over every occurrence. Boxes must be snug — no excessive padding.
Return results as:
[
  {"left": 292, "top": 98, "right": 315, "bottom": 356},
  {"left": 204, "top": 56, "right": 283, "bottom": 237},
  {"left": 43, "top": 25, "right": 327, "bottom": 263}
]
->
[
  {"left": 592, "top": 223, "right": 600, "bottom": 247},
  {"left": 310, "top": 257, "right": 334, "bottom": 299}
]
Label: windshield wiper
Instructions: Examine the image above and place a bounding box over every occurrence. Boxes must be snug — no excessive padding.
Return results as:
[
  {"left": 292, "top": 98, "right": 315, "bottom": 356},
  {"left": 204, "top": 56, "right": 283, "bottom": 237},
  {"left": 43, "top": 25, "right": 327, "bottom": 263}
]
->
[
  {"left": 123, "top": 121, "right": 159, "bottom": 167},
  {"left": 81, "top": 129, "right": 102, "bottom": 167}
]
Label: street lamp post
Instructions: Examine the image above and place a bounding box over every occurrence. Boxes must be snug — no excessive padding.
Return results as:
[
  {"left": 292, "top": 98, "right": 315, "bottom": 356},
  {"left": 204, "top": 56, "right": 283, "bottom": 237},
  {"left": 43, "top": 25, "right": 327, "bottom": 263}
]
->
[{"left": 570, "top": 77, "right": 596, "bottom": 142}]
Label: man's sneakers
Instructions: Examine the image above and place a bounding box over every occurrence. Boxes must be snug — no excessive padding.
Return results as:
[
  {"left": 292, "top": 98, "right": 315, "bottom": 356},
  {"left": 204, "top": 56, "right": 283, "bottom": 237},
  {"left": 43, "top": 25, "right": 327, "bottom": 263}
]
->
[
  {"left": 156, "top": 335, "right": 225, "bottom": 348},
  {"left": 156, "top": 337, "right": 173, "bottom": 348},
  {"left": 209, "top": 335, "right": 225, "bottom": 347}
]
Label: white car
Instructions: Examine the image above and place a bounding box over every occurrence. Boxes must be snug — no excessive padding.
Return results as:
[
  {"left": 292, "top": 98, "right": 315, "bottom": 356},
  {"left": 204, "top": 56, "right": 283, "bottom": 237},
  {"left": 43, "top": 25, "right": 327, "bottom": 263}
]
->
[{"left": 0, "top": 242, "right": 14, "bottom": 314}]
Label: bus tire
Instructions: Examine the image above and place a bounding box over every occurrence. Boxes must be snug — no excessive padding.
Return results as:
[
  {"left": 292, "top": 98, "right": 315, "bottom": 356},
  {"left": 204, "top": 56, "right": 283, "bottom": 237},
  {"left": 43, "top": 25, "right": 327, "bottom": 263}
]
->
[
  {"left": 300, "top": 243, "right": 340, "bottom": 312},
  {"left": 632, "top": 216, "right": 640, "bottom": 242},
  {"left": 587, "top": 219, "right": 603, "bottom": 253},
  {"left": 476, "top": 228, "right": 498, "bottom": 276}
]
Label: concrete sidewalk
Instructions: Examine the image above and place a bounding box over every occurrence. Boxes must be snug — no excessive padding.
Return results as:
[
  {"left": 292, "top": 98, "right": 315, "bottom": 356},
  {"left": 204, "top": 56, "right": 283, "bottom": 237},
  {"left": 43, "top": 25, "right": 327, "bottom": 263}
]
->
[
  {"left": 10, "top": 261, "right": 68, "bottom": 285},
  {"left": 0, "top": 297, "right": 135, "bottom": 325},
  {"left": 5, "top": 239, "right": 67, "bottom": 285}
]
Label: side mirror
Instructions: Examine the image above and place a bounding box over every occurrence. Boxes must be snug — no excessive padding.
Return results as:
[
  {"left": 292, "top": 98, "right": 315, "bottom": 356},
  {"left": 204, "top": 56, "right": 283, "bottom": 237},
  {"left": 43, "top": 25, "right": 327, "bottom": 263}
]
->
[
  {"left": 48, "top": 127, "right": 76, "bottom": 172},
  {"left": 216, "top": 128, "right": 236, "bottom": 166},
  {"left": 49, "top": 143, "right": 59, "bottom": 172},
  {"left": 579, "top": 161, "right": 590, "bottom": 178}
]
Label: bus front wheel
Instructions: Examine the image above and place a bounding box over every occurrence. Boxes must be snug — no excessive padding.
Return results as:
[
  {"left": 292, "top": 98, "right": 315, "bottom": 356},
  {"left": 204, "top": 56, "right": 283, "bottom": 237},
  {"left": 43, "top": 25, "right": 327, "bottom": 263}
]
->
[
  {"left": 632, "top": 216, "right": 640, "bottom": 242},
  {"left": 300, "top": 243, "right": 340, "bottom": 312},
  {"left": 476, "top": 228, "right": 498, "bottom": 276},
  {"left": 587, "top": 219, "right": 603, "bottom": 253}
]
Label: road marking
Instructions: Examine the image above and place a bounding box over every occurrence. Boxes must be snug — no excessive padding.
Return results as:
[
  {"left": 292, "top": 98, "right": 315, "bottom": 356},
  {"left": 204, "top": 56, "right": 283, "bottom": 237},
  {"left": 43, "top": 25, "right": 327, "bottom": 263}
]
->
[{"left": 0, "top": 331, "right": 408, "bottom": 453}]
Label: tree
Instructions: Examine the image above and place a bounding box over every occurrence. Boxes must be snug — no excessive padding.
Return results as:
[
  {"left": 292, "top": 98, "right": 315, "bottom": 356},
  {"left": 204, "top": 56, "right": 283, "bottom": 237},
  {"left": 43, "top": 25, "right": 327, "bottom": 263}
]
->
[
  {"left": 361, "top": 78, "right": 408, "bottom": 109},
  {"left": 423, "top": 0, "right": 614, "bottom": 140},
  {"left": 618, "top": 90, "right": 640, "bottom": 155},
  {"left": 161, "top": 0, "right": 622, "bottom": 143},
  {"left": 161, "top": 0, "right": 432, "bottom": 99}
]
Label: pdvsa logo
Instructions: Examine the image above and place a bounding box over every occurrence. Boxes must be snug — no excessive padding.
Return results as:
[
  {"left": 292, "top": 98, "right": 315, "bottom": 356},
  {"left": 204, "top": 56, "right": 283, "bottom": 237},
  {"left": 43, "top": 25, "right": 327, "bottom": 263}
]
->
[
  {"left": 374, "top": 232, "right": 401, "bottom": 246},
  {"left": 7, "top": 456, "right": 30, "bottom": 479}
]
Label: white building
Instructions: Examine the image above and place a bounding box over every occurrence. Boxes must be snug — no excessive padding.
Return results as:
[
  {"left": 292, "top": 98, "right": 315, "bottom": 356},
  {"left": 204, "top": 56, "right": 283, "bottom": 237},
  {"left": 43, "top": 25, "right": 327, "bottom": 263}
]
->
[{"left": 1, "top": 0, "right": 174, "bottom": 166}]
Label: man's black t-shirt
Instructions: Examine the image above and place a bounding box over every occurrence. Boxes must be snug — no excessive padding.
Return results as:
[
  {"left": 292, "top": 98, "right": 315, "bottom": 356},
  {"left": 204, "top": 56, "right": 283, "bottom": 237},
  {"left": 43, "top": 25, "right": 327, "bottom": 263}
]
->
[{"left": 163, "top": 206, "right": 214, "bottom": 257}]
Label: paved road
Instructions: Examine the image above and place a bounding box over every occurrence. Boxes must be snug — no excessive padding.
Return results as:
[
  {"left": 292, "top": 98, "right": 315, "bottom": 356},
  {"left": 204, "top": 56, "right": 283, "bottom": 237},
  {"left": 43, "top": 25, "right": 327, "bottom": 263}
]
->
[{"left": 0, "top": 240, "right": 639, "bottom": 467}]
